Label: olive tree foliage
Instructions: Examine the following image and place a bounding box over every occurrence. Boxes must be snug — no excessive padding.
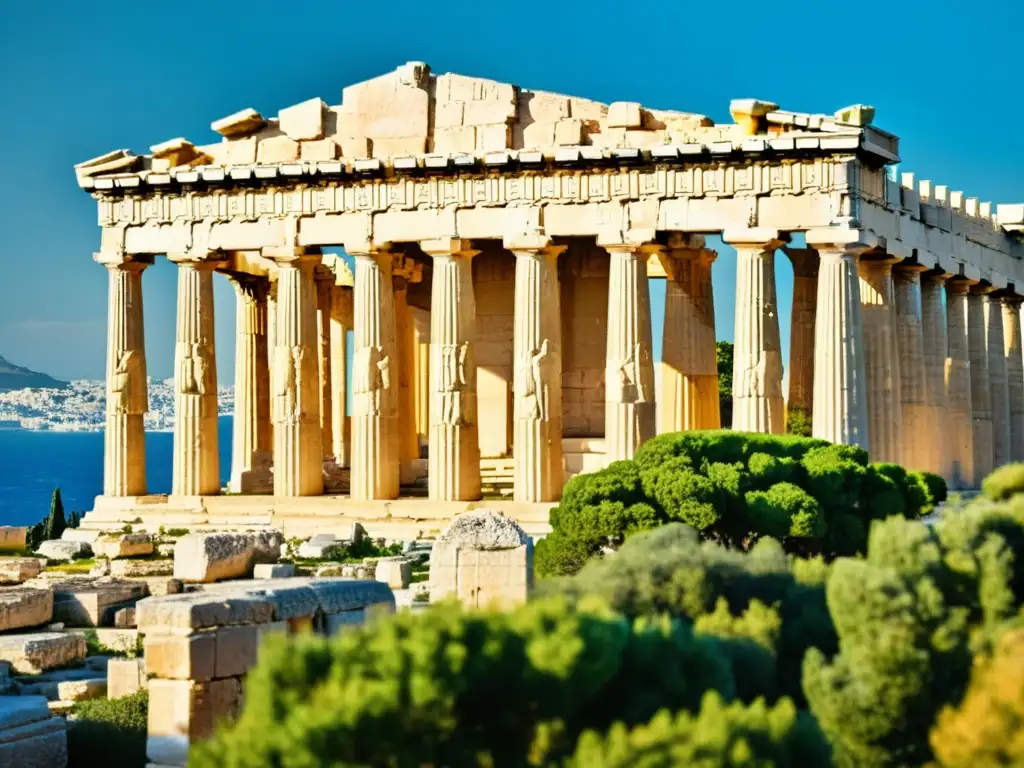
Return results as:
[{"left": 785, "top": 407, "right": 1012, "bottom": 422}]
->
[
  {"left": 802, "top": 494, "right": 1024, "bottom": 768},
  {"left": 536, "top": 431, "right": 946, "bottom": 577},
  {"left": 191, "top": 596, "right": 737, "bottom": 768}
]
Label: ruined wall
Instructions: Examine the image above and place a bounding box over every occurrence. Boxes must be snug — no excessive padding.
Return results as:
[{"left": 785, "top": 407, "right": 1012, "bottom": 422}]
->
[{"left": 560, "top": 243, "right": 608, "bottom": 438}]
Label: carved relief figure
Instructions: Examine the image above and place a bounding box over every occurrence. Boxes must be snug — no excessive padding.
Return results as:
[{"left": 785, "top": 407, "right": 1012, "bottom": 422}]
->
[
  {"left": 612, "top": 344, "right": 647, "bottom": 404},
  {"left": 273, "top": 345, "right": 301, "bottom": 423},
  {"left": 177, "top": 339, "right": 211, "bottom": 396},
  {"left": 110, "top": 349, "right": 146, "bottom": 414},
  {"left": 520, "top": 339, "right": 551, "bottom": 421},
  {"left": 437, "top": 341, "right": 472, "bottom": 425},
  {"left": 354, "top": 345, "right": 390, "bottom": 415}
]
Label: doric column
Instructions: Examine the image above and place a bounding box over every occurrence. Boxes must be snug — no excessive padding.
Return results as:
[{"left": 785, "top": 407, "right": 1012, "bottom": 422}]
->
[
  {"left": 1003, "top": 295, "right": 1024, "bottom": 463},
  {"left": 330, "top": 286, "right": 352, "bottom": 468},
  {"left": 315, "top": 269, "right": 334, "bottom": 461},
  {"left": 266, "top": 277, "right": 278, "bottom": 456},
  {"left": 228, "top": 275, "right": 272, "bottom": 493},
  {"left": 393, "top": 255, "right": 424, "bottom": 484},
  {"left": 722, "top": 230, "right": 785, "bottom": 434},
  {"left": 892, "top": 264, "right": 928, "bottom": 470},
  {"left": 805, "top": 230, "right": 869, "bottom": 450},
  {"left": 945, "top": 279, "right": 974, "bottom": 489},
  {"left": 920, "top": 271, "right": 950, "bottom": 479},
  {"left": 422, "top": 239, "right": 480, "bottom": 501},
  {"left": 96, "top": 252, "right": 150, "bottom": 497},
  {"left": 658, "top": 233, "right": 719, "bottom": 433},
  {"left": 786, "top": 248, "right": 819, "bottom": 427},
  {"left": 858, "top": 256, "right": 902, "bottom": 464},
  {"left": 170, "top": 259, "right": 220, "bottom": 497},
  {"left": 412, "top": 307, "right": 431, "bottom": 452},
  {"left": 600, "top": 234, "right": 658, "bottom": 461},
  {"left": 350, "top": 248, "right": 400, "bottom": 500},
  {"left": 268, "top": 249, "right": 323, "bottom": 497},
  {"left": 988, "top": 293, "right": 1012, "bottom": 469},
  {"left": 506, "top": 232, "right": 566, "bottom": 502},
  {"left": 968, "top": 284, "right": 994, "bottom": 485}
]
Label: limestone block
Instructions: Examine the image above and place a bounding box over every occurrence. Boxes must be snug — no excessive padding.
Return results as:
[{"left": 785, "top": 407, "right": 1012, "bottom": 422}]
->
[
  {"left": 36, "top": 540, "right": 90, "bottom": 561},
  {"left": 211, "top": 108, "right": 266, "bottom": 138},
  {"left": 214, "top": 625, "right": 260, "bottom": 678},
  {"left": 253, "top": 563, "right": 296, "bottom": 579},
  {"left": 520, "top": 91, "right": 570, "bottom": 122},
  {"left": 0, "top": 527, "right": 27, "bottom": 552},
  {"left": 297, "top": 534, "right": 342, "bottom": 559},
  {"left": 0, "top": 632, "right": 85, "bottom": 674},
  {"left": 67, "top": 628, "right": 139, "bottom": 656},
  {"left": 51, "top": 579, "right": 148, "bottom": 628},
  {"left": 114, "top": 606, "right": 136, "bottom": 628},
  {"left": 299, "top": 138, "right": 339, "bottom": 161},
  {"left": 60, "top": 529, "right": 102, "bottom": 545},
  {"left": 221, "top": 136, "right": 258, "bottom": 165},
  {"left": 341, "top": 64, "right": 430, "bottom": 140},
  {"left": 607, "top": 101, "right": 642, "bottom": 129},
  {"left": 0, "top": 558, "right": 43, "bottom": 584},
  {"left": 476, "top": 124, "right": 511, "bottom": 152},
  {"left": 150, "top": 137, "right": 202, "bottom": 168},
  {"left": 108, "top": 657, "right": 147, "bottom": 699},
  {"left": 55, "top": 678, "right": 106, "bottom": 702},
  {"left": 337, "top": 135, "right": 371, "bottom": 159},
  {"left": 0, "top": 588, "right": 52, "bottom": 632},
  {"left": 374, "top": 557, "right": 411, "bottom": 589},
  {"left": 144, "top": 633, "right": 216, "bottom": 681},
  {"left": 834, "top": 104, "right": 875, "bottom": 126},
  {"left": 256, "top": 135, "right": 299, "bottom": 164},
  {"left": 554, "top": 118, "right": 584, "bottom": 146},
  {"left": 147, "top": 677, "right": 242, "bottom": 766},
  {"left": 372, "top": 136, "right": 427, "bottom": 157},
  {"left": 0, "top": 697, "right": 66, "bottom": 768},
  {"left": 279, "top": 97, "right": 326, "bottom": 141},
  {"left": 625, "top": 129, "right": 667, "bottom": 150},
  {"left": 517, "top": 121, "right": 556, "bottom": 149},
  {"left": 434, "top": 126, "right": 476, "bottom": 155},
  {"left": 93, "top": 533, "right": 153, "bottom": 560},
  {"left": 111, "top": 559, "right": 173, "bottom": 578},
  {"left": 464, "top": 99, "right": 517, "bottom": 126},
  {"left": 436, "top": 101, "right": 465, "bottom": 129},
  {"left": 173, "top": 531, "right": 283, "bottom": 583}
]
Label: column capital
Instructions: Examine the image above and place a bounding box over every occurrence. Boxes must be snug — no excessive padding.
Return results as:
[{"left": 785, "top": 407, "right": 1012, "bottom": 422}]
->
[
  {"left": 969, "top": 281, "right": 999, "bottom": 296},
  {"left": 596, "top": 227, "right": 659, "bottom": 252},
  {"left": 94, "top": 252, "right": 153, "bottom": 272},
  {"left": 167, "top": 251, "right": 227, "bottom": 267},
  {"left": 893, "top": 262, "right": 929, "bottom": 277},
  {"left": 1001, "top": 293, "right": 1024, "bottom": 307},
  {"left": 261, "top": 246, "right": 321, "bottom": 268},
  {"left": 921, "top": 268, "right": 952, "bottom": 285},
  {"left": 721, "top": 228, "right": 788, "bottom": 250},
  {"left": 804, "top": 227, "right": 882, "bottom": 254},
  {"left": 419, "top": 238, "right": 476, "bottom": 258},
  {"left": 946, "top": 276, "right": 976, "bottom": 295}
]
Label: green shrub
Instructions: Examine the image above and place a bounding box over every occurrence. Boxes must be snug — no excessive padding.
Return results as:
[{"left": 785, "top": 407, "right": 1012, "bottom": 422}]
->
[
  {"left": 567, "top": 691, "right": 831, "bottom": 768},
  {"left": 191, "top": 596, "right": 735, "bottom": 767},
  {"left": 67, "top": 690, "right": 148, "bottom": 768},
  {"left": 982, "top": 462, "right": 1024, "bottom": 502}
]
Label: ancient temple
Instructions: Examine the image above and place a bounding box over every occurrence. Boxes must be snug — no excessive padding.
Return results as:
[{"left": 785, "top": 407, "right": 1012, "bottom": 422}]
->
[{"left": 74, "top": 62, "right": 1024, "bottom": 532}]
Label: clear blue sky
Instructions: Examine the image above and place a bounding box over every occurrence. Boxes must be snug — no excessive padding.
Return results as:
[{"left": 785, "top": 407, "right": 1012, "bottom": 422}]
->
[{"left": 1, "top": 0, "right": 1020, "bottom": 384}]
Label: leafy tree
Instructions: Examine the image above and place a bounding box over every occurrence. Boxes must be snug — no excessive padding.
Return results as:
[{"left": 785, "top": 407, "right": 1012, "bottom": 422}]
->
[
  {"left": 717, "top": 341, "right": 733, "bottom": 428},
  {"left": 191, "top": 596, "right": 735, "bottom": 768},
  {"left": 787, "top": 405, "right": 812, "bottom": 437},
  {"left": 981, "top": 462, "right": 1024, "bottom": 502},
  {"left": 567, "top": 692, "right": 832, "bottom": 768}
]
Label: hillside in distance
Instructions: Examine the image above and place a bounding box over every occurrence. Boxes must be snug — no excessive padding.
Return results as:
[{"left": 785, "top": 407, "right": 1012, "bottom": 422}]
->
[{"left": 0, "top": 355, "right": 68, "bottom": 392}]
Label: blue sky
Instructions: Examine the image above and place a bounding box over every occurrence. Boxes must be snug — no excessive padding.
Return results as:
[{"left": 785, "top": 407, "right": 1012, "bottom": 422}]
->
[{"left": 1, "top": 0, "right": 1020, "bottom": 384}]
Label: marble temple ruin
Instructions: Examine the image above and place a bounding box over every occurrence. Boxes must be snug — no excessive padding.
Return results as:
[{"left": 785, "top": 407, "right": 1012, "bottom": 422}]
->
[{"left": 73, "top": 61, "right": 1024, "bottom": 532}]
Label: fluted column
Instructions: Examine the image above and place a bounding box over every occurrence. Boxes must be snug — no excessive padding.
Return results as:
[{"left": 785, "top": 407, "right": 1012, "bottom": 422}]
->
[
  {"left": 601, "top": 236, "right": 657, "bottom": 462},
  {"left": 723, "top": 230, "right": 785, "bottom": 434},
  {"left": 392, "top": 256, "right": 423, "bottom": 483},
  {"left": 412, "top": 307, "right": 431, "bottom": 452},
  {"left": 267, "top": 278, "right": 278, "bottom": 458},
  {"left": 421, "top": 239, "right": 480, "bottom": 501},
  {"left": 786, "top": 248, "right": 819, "bottom": 427},
  {"left": 1003, "top": 296, "right": 1024, "bottom": 463},
  {"left": 920, "top": 272, "right": 950, "bottom": 479},
  {"left": 507, "top": 232, "right": 566, "bottom": 502},
  {"left": 171, "top": 259, "right": 220, "bottom": 497},
  {"left": 315, "top": 270, "right": 334, "bottom": 462},
  {"left": 330, "top": 287, "right": 352, "bottom": 467},
  {"left": 988, "top": 293, "right": 1011, "bottom": 470},
  {"left": 946, "top": 279, "right": 974, "bottom": 488},
  {"left": 96, "top": 253, "right": 150, "bottom": 497},
  {"left": 351, "top": 249, "right": 400, "bottom": 500},
  {"left": 658, "top": 234, "right": 719, "bottom": 433},
  {"left": 269, "top": 250, "right": 323, "bottom": 497},
  {"left": 228, "top": 276, "right": 271, "bottom": 493},
  {"left": 805, "top": 230, "right": 869, "bottom": 450},
  {"left": 892, "top": 264, "right": 928, "bottom": 470},
  {"left": 968, "top": 285, "right": 994, "bottom": 484},
  {"left": 859, "top": 257, "right": 902, "bottom": 464}
]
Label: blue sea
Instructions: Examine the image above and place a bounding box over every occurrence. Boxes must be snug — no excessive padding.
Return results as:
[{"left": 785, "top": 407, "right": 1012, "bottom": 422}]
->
[{"left": 0, "top": 415, "right": 234, "bottom": 527}]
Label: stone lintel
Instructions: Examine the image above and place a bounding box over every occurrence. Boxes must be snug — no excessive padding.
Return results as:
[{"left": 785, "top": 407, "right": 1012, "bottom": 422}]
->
[
  {"left": 261, "top": 246, "right": 320, "bottom": 267},
  {"left": 418, "top": 238, "right": 475, "bottom": 257},
  {"left": 75, "top": 149, "right": 140, "bottom": 179},
  {"left": 502, "top": 229, "right": 556, "bottom": 253},
  {"left": 721, "top": 227, "right": 787, "bottom": 250},
  {"left": 93, "top": 251, "right": 154, "bottom": 270},
  {"left": 596, "top": 227, "right": 658, "bottom": 251},
  {"left": 167, "top": 252, "right": 228, "bottom": 267},
  {"left": 224, "top": 250, "right": 274, "bottom": 277},
  {"left": 803, "top": 227, "right": 881, "bottom": 254}
]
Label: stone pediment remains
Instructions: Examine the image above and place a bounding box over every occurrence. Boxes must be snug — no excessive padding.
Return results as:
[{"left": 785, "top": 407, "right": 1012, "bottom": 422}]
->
[{"left": 75, "top": 61, "right": 897, "bottom": 185}]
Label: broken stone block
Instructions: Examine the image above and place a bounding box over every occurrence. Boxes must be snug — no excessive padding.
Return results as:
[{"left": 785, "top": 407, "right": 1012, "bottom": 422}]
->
[
  {"left": 93, "top": 533, "right": 153, "bottom": 560},
  {"left": 729, "top": 98, "right": 779, "bottom": 135},
  {"left": 56, "top": 678, "right": 106, "bottom": 702},
  {"left": 518, "top": 121, "right": 556, "bottom": 149},
  {"left": 61, "top": 529, "right": 102, "bottom": 545},
  {"left": 107, "top": 657, "right": 147, "bottom": 699},
  {"left": 297, "top": 534, "right": 343, "bottom": 560},
  {"left": 554, "top": 118, "right": 585, "bottom": 146},
  {"left": 173, "top": 531, "right": 283, "bottom": 583},
  {"left": 213, "top": 625, "right": 260, "bottom": 678},
  {"left": 0, "top": 696, "right": 67, "bottom": 768},
  {"left": 50, "top": 579, "right": 148, "bottom": 627},
  {"left": 110, "top": 558, "right": 173, "bottom": 578},
  {"left": 0, "top": 632, "right": 86, "bottom": 674},
  {"left": 150, "top": 137, "right": 204, "bottom": 168},
  {"left": 0, "top": 527, "right": 27, "bottom": 552},
  {"left": 253, "top": 563, "right": 295, "bottom": 579},
  {"left": 256, "top": 135, "right": 300, "bottom": 164},
  {"left": 144, "top": 633, "right": 216, "bottom": 682},
  {"left": 0, "top": 558, "right": 43, "bottom": 584},
  {"left": 374, "top": 557, "right": 411, "bottom": 590},
  {"left": 114, "top": 606, "right": 136, "bottom": 628},
  {"left": 834, "top": 104, "right": 875, "bottom": 126},
  {"left": 607, "top": 101, "right": 643, "bottom": 129},
  {"left": 337, "top": 136, "right": 371, "bottom": 159},
  {"left": 279, "top": 97, "right": 326, "bottom": 141},
  {"left": 211, "top": 107, "right": 266, "bottom": 138},
  {"left": 0, "top": 588, "right": 52, "bottom": 632},
  {"left": 36, "top": 540, "right": 90, "bottom": 562},
  {"left": 464, "top": 99, "right": 517, "bottom": 126},
  {"left": 68, "top": 628, "right": 139, "bottom": 656},
  {"left": 147, "top": 677, "right": 242, "bottom": 766}
]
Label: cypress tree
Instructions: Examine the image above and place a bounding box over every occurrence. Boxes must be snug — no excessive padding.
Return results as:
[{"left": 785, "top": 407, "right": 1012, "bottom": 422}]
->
[{"left": 45, "top": 488, "right": 66, "bottom": 542}]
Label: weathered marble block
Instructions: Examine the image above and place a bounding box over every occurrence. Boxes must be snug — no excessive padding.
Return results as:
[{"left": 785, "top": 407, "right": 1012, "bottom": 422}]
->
[
  {"left": 0, "top": 696, "right": 67, "bottom": 768},
  {"left": 253, "top": 563, "right": 296, "bottom": 579},
  {"left": 0, "top": 527, "right": 28, "bottom": 553},
  {"left": 173, "top": 531, "right": 283, "bottom": 583},
  {"left": 93, "top": 533, "right": 154, "bottom": 560},
  {"left": 111, "top": 558, "right": 173, "bottom": 578},
  {"left": 50, "top": 579, "right": 148, "bottom": 627},
  {"left": 374, "top": 557, "right": 411, "bottom": 589},
  {"left": 36, "top": 540, "right": 91, "bottom": 562},
  {"left": 107, "top": 657, "right": 147, "bottom": 699},
  {"left": 0, "top": 558, "right": 44, "bottom": 584},
  {"left": 0, "top": 632, "right": 86, "bottom": 674},
  {"left": 0, "top": 588, "right": 53, "bottom": 632}
]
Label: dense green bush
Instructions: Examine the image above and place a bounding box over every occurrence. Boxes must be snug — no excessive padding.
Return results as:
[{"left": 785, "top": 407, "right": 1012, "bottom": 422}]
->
[
  {"left": 537, "top": 431, "right": 946, "bottom": 576},
  {"left": 981, "top": 461, "right": 1024, "bottom": 502},
  {"left": 67, "top": 690, "right": 148, "bottom": 768}
]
